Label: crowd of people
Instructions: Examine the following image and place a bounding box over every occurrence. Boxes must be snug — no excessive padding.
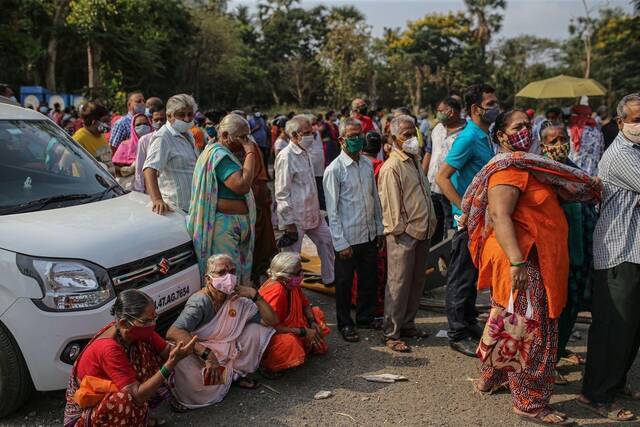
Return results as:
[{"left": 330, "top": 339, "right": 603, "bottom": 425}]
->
[{"left": 40, "top": 85, "right": 640, "bottom": 426}]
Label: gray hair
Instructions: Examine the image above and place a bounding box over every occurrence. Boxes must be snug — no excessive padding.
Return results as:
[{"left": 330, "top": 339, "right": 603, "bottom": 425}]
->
[
  {"left": 110, "top": 289, "right": 154, "bottom": 323},
  {"left": 285, "top": 114, "right": 311, "bottom": 137},
  {"left": 205, "top": 254, "right": 234, "bottom": 275},
  {"left": 166, "top": 94, "right": 198, "bottom": 117},
  {"left": 219, "top": 113, "right": 250, "bottom": 137},
  {"left": 540, "top": 122, "right": 568, "bottom": 141},
  {"left": 617, "top": 93, "right": 640, "bottom": 120},
  {"left": 339, "top": 117, "right": 363, "bottom": 137},
  {"left": 267, "top": 252, "right": 301, "bottom": 280},
  {"left": 390, "top": 114, "right": 416, "bottom": 136}
]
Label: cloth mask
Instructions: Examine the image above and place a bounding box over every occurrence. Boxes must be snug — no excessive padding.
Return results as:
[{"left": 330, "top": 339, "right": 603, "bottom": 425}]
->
[
  {"left": 506, "top": 127, "right": 534, "bottom": 152},
  {"left": 206, "top": 126, "right": 217, "bottom": 138},
  {"left": 481, "top": 106, "right": 500, "bottom": 124},
  {"left": 402, "top": 136, "right": 420, "bottom": 156},
  {"left": 299, "top": 135, "right": 315, "bottom": 150},
  {"left": 541, "top": 142, "right": 570, "bottom": 163},
  {"left": 135, "top": 124, "right": 151, "bottom": 137},
  {"left": 344, "top": 135, "right": 364, "bottom": 153},
  {"left": 285, "top": 275, "right": 303, "bottom": 290},
  {"left": 622, "top": 122, "right": 640, "bottom": 144},
  {"left": 127, "top": 324, "right": 155, "bottom": 342},
  {"left": 133, "top": 104, "right": 146, "bottom": 115},
  {"left": 172, "top": 119, "right": 194, "bottom": 134},
  {"left": 436, "top": 112, "right": 450, "bottom": 123},
  {"left": 209, "top": 273, "right": 237, "bottom": 295}
]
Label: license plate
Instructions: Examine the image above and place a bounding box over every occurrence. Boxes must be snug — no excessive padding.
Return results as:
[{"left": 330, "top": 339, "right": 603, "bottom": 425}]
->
[{"left": 153, "top": 283, "right": 191, "bottom": 312}]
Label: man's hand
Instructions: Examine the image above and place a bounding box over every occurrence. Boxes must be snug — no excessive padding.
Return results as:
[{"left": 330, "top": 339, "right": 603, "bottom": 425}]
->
[
  {"left": 376, "top": 236, "right": 385, "bottom": 251},
  {"left": 338, "top": 247, "right": 353, "bottom": 260},
  {"left": 151, "top": 198, "right": 172, "bottom": 215}
]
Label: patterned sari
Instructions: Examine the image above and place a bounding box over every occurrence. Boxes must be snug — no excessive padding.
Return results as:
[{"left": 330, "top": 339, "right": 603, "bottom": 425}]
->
[{"left": 187, "top": 143, "right": 257, "bottom": 284}]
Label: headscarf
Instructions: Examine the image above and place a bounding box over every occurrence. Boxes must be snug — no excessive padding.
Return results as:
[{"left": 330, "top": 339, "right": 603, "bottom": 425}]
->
[
  {"left": 461, "top": 151, "right": 600, "bottom": 266},
  {"left": 568, "top": 105, "right": 596, "bottom": 151},
  {"left": 112, "top": 113, "right": 149, "bottom": 166}
]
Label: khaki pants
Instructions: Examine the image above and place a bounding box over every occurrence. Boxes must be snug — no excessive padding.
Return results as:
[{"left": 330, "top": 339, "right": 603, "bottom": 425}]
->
[{"left": 384, "top": 233, "right": 430, "bottom": 339}]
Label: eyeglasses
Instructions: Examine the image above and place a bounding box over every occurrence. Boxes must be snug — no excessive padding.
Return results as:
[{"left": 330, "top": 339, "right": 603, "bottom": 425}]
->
[
  {"left": 212, "top": 268, "right": 237, "bottom": 276},
  {"left": 126, "top": 313, "right": 158, "bottom": 326}
]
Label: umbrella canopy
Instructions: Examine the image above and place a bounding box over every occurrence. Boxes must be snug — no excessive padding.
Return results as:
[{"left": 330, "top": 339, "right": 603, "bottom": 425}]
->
[{"left": 516, "top": 74, "right": 606, "bottom": 99}]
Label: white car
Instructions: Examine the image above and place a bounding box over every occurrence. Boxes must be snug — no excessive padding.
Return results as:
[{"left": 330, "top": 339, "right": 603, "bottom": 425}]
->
[{"left": 0, "top": 100, "right": 201, "bottom": 417}]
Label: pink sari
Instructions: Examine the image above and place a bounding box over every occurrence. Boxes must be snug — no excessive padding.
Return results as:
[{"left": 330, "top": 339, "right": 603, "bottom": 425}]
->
[{"left": 171, "top": 297, "right": 274, "bottom": 408}]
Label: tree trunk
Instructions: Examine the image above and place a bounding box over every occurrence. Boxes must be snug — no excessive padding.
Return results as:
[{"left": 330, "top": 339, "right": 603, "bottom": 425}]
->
[
  {"left": 44, "top": 0, "right": 70, "bottom": 91},
  {"left": 87, "top": 42, "right": 102, "bottom": 97},
  {"left": 413, "top": 66, "right": 423, "bottom": 116}
]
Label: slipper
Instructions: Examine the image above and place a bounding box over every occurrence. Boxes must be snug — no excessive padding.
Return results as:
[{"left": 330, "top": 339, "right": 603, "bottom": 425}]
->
[
  {"left": 576, "top": 397, "right": 635, "bottom": 421},
  {"left": 340, "top": 326, "right": 359, "bottom": 342},
  {"left": 385, "top": 338, "right": 411, "bottom": 353},
  {"left": 516, "top": 407, "right": 575, "bottom": 426}
]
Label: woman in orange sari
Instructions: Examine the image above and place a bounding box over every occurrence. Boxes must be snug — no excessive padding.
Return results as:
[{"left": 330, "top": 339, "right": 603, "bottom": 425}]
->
[
  {"left": 462, "top": 110, "right": 600, "bottom": 426},
  {"left": 259, "top": 253, "right": 330, "bottom": 374}
]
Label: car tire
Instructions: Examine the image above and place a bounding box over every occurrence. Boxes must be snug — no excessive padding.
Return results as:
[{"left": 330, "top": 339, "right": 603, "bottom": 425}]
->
[{"left": 0, "top": 323, "right": 33, "bottom": 418}]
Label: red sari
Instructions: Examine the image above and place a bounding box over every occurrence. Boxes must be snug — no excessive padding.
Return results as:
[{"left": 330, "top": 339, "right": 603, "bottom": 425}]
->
[{"left": 259, "top": 280, "right": 329, "bottom": 372}]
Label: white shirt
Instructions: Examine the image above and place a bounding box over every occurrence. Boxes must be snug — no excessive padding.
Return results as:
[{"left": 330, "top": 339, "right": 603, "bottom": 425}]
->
[
  {"left": 323, "top": 151, "right": 384, "bottom": 251},
  {"left": 428, "top": 122, "right": 465, "bottom": 194},
  {"left": 274, "top": 137, "right": 289, "bottom": 158},
  {"left": 275, "top": 142, "right": 321, "bottom": 230},
  {"left": 309, "top": 131, "right": 325, "bottom": 177}
]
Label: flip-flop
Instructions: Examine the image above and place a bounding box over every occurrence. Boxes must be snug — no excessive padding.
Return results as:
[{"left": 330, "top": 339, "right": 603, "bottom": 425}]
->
[
  {"left": 516, "top": 407, "right": 575, "bottom": 426},
  {"left": 576, "top": 397, "right": 635, "bottom": 421},
  {"left": 385, "top": 338, "right": 411, "bottom": 353}
]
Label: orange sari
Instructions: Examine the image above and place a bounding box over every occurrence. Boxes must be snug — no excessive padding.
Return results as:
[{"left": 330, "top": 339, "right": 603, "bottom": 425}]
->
[{"left": 259, "top": 279, "right": 329, "bottom": 372}]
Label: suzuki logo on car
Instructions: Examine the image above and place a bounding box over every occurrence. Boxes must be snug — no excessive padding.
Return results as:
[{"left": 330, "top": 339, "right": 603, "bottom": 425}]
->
[{"left": 158, "top": 258, "right": 170, "bottom": 275}]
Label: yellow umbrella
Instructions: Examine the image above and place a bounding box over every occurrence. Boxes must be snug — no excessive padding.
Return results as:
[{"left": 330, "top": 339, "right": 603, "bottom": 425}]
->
[{"left": 516, "top": 74, "right": 606, "bottom": 99}]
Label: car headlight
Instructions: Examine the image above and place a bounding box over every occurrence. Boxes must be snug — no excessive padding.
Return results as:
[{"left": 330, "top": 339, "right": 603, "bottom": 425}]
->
[{"left": 17, "top": 254, "right": 114, "bottom": 311}]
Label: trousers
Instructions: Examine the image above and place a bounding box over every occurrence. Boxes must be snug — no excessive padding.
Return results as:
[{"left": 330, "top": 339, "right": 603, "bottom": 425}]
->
[{"left": 282, "top": 221, "right": 335, "bottom": 284}]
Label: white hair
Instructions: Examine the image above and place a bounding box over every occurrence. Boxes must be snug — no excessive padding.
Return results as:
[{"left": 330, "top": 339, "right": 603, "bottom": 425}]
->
[
  {"left": 205, "top": 254, "right": 234, "bottom": 275},
  {"left": 285, "top": 114, "right": 311, "bottom": 137},
  {"left": 390, "top": 114, "right": 416, "bottom": 136},
  {"left": 617, "top": 93, "right": 640, "bottom": 120},
  {"left": 339, "top": 117, "right": 362, "bottom": 137},
  {"left": 267, "top": 252, "right": 301, "bottom": 280},
  {"left": 539, "top": 121, "right": 568, "bottom": 141},
  {"left": 166, "top": 94, "right": 198, "bottom": 117},
  {"left": 219, "top": 113, "right": 250, "bottom": 137}
]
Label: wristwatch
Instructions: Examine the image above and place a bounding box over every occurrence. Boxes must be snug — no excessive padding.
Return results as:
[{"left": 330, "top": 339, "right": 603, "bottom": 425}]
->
[{"left": 200, "top": 347, "right": 211, "bottom": 362}]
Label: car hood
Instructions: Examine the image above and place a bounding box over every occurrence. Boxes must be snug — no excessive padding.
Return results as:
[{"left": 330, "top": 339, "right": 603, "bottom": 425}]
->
[{"left": 0, "top": 192, "right": 192, "bottom": 268}]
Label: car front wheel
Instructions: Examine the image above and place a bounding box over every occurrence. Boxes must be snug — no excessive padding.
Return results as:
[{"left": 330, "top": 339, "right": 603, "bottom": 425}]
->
[{"left": 0, "top": 323, "right": 33, "bottom": 418}]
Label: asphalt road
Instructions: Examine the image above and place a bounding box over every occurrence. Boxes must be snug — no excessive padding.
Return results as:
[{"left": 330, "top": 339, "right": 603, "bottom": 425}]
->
[{"left": 5, "top": 290, "right": 640, "bottom": 426}]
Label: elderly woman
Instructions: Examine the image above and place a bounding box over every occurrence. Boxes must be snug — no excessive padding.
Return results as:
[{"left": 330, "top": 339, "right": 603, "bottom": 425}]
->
[
  {"left": 463, "top": 110, "right": 600, "bottom": 425},
  {"left": 538, "top": 121, "right": 598, "bottom": 384},
  {"left": 113, "top": 113, "right": 152, "bottom": 190},
  {"left": 143, "top": 94, "right": 198, "bottom": 214},
  {"left": 64, "top": 290, "right": 195, "bottom": 426},
  {"left": 167, "top": 254, "right": 277, "bottom": 410},
  {"left": 259, "top": 253, "right": 329, "bottom": 374},
  {"left": 187, "top": 113, "right": 259, "bottom": 284}
]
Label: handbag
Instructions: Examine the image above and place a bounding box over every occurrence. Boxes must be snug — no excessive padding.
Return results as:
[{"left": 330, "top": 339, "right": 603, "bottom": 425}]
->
[
  {"left": 476, "top": 290, "right": 538, "bottom": 373},
  {"left": 73, "top": 375, "right": 119, "bottom": 408}
]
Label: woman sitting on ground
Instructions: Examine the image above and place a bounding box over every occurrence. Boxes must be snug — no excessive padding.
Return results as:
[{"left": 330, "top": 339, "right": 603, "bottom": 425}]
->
[
  {"left": 167, "top": 254, "right": 278, "bottom": 410},
  {"left": 63, "top": 289, "right": 195, "bottom": 426},
  {"left": 463, "top": 110, "right": 600, "bottom": 425},
  {"left": 259, "top": 253, "right": 330, "bottom": 374}
]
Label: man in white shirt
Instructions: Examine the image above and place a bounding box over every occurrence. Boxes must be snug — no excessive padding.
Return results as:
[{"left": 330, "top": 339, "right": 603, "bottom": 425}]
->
[
  {"left": 308, "top": 114, "right": 327, "bottom": 210},
  {"left": 324, "top": 118, "right": 384, "bottom": 343},
  {"left": 275, "top": 115, "right": 335, "bottom": 286}
]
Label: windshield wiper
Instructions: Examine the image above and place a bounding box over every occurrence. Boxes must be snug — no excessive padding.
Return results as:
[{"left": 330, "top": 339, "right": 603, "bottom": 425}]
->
[
  {"left": 82, "top": 183, "right": 122, "bottom": 203},
  {"left": 0, "top": 194, "right": 94, "bottom": 215}
]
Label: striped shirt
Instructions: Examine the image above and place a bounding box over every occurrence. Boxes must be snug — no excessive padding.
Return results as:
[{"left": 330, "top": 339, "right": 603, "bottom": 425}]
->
[
  {"left": 143, "top": 123, "right": 197, "bottom": 212},
  {"left": 593, "top": 132, "right": 640, "bottom": 269},
  {"left": 109, "top": 113, "right": 132, "bottom": 149},
  {"left": 323, "top": 151, "right": 384, "bottom": 251}
]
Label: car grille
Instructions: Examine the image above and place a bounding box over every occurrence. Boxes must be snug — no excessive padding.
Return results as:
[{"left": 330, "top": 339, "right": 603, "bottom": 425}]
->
[{"left": 108, "top": 242, "right": 197, "bottom": 292}]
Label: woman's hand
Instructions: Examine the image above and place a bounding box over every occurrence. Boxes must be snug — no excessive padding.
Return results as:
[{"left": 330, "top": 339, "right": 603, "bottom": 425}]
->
[
  {"left": 304, "top": 327, "right": 322, "bottom": 348},
  {"left": 234, "top": 285, "right": 257, "bottom": 300},
  {"left": 166, "top": 336, "right": 197, "bottom": 369},
  {"left": 510, "top": 265, "right": 529, "bottom": 291},
  {"left": 151, "top": 198, "right": 172, "bottom": 215}
]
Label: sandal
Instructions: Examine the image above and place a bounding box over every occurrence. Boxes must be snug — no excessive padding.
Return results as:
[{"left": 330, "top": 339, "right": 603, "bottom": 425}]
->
[
  {"left": 400, "top": 328, "right": 430, "bottom": 338},
  {"left": 473, "top": 379, "right": 508, "bottom": 396},
  {"left": 576, "top": 396, "right": 635, "bottom": 421},
  {"left": 616, "top": 386, "right": 640, "bottom": 401},
  {"left": 385, "top": 338, "right": 411, "bottom": 353},
  {"left": 515, "top": 407, "right": 575, "bottom": 426},
  {"left": 340, "top": 326, "right": 360, "bottom": 343},
  {"left": 170, "top": 398, "right": 189, "bottom": 414},
  {"left": 235, "top": 376, "right": 260, "bottom": 389},
  {"left": 560, "top": 352, "right": 585, "bottom": 366},
  {"left": 554, "top": 369, "right": 569, "bottom": 386}
]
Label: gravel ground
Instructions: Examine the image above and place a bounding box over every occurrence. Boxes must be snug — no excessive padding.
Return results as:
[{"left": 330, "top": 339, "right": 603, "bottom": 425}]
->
[{"left": 5, "top": 289, "right": 640, "bottom": 427}]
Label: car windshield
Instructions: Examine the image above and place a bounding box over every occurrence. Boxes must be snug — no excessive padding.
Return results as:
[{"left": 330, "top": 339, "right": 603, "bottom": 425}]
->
[{"left": 0, "top": 119, "right": 123, "bottom": 215}]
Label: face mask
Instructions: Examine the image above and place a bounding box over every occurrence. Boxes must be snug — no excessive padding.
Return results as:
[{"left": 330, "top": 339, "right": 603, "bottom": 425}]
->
[
  {"left": 401, "top": 136, "right": 420, "bottom": 156},
  {"left": 285, "top": 275, "right": 303, "bottom": 290},
  {"left": 208, "top": 273, "right": 237, "bottom": 295},
  {"left": 127, "top": 324, "right": 155, "bottom": 342},
  {"left": 436, "top": 112, "right": 450, "bottom": 123},
  {"left": 299, "top": 134, "right": 315, "bottom": 149},
  {"left": 97, "top": 121, "right": 111, "bottom": 133},
  {"left": 344, "top": 135, "right": 364, "bottom": 154},
  {"left": 480, "top": 105, "right": 500, "bottom": 124},
  {"left": 135, "top": 124, "right": 151, "bottom": 136},
  {"left": 542, "top": 141, "right": 570, "bottom": 163},
  {"left": 145, "top": 107, "right": 151, "bottom": 117},
  {"left": 622, "top": 122, "right": 640, "bottom": 144},
  {"left": 152, "top": 121, "right": 162, "bottom": 130},
  {"left": 172, "top": 119, "right": 194, "bottom": 134},
  {"left": 506, "top": 127, "right": 533, "bottom": 152},
  {"left": 206, "top": 126, "right": 217, "bottom": 138},
  {"left": 133, "top": 104, "right": 146, "bottom": 115}
]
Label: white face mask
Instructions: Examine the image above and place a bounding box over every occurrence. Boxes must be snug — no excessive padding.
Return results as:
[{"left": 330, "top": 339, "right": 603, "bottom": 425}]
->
[
  {"left": 401, "top": 136, "right": 420, "bottom": 156},
  {"left": 135, "top": 124, "right": 151, "bottom": 137},
  {"left": 172, "top": 119, "right": 193, "bottom": 134},
  {"left": 299, "top": 134, "right": 315, "bottom": 149},
  {"left": 622, "top": 122, "right": 640, "bottom": 144}
]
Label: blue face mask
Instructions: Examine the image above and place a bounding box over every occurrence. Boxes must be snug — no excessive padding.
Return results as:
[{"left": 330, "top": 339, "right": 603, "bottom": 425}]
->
[{"left": 206, "top": 126, "right": 217, "bottom": 138}]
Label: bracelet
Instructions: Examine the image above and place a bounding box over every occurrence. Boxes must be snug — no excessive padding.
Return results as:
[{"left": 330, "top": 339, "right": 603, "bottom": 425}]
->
[
  {"left": 510, "top": 260, "right": 528, "bottom": 267},
  {"left": 159, "top": 365, "right": 171, "bottom": 381},
  {"left": 299, "top": 327, "right": 307, "bottom": 337}
]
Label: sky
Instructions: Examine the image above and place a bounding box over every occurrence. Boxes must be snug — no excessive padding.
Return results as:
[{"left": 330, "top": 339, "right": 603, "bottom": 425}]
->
[{"left": 228, "top": 0, "right": 634, "bottom": 40}]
